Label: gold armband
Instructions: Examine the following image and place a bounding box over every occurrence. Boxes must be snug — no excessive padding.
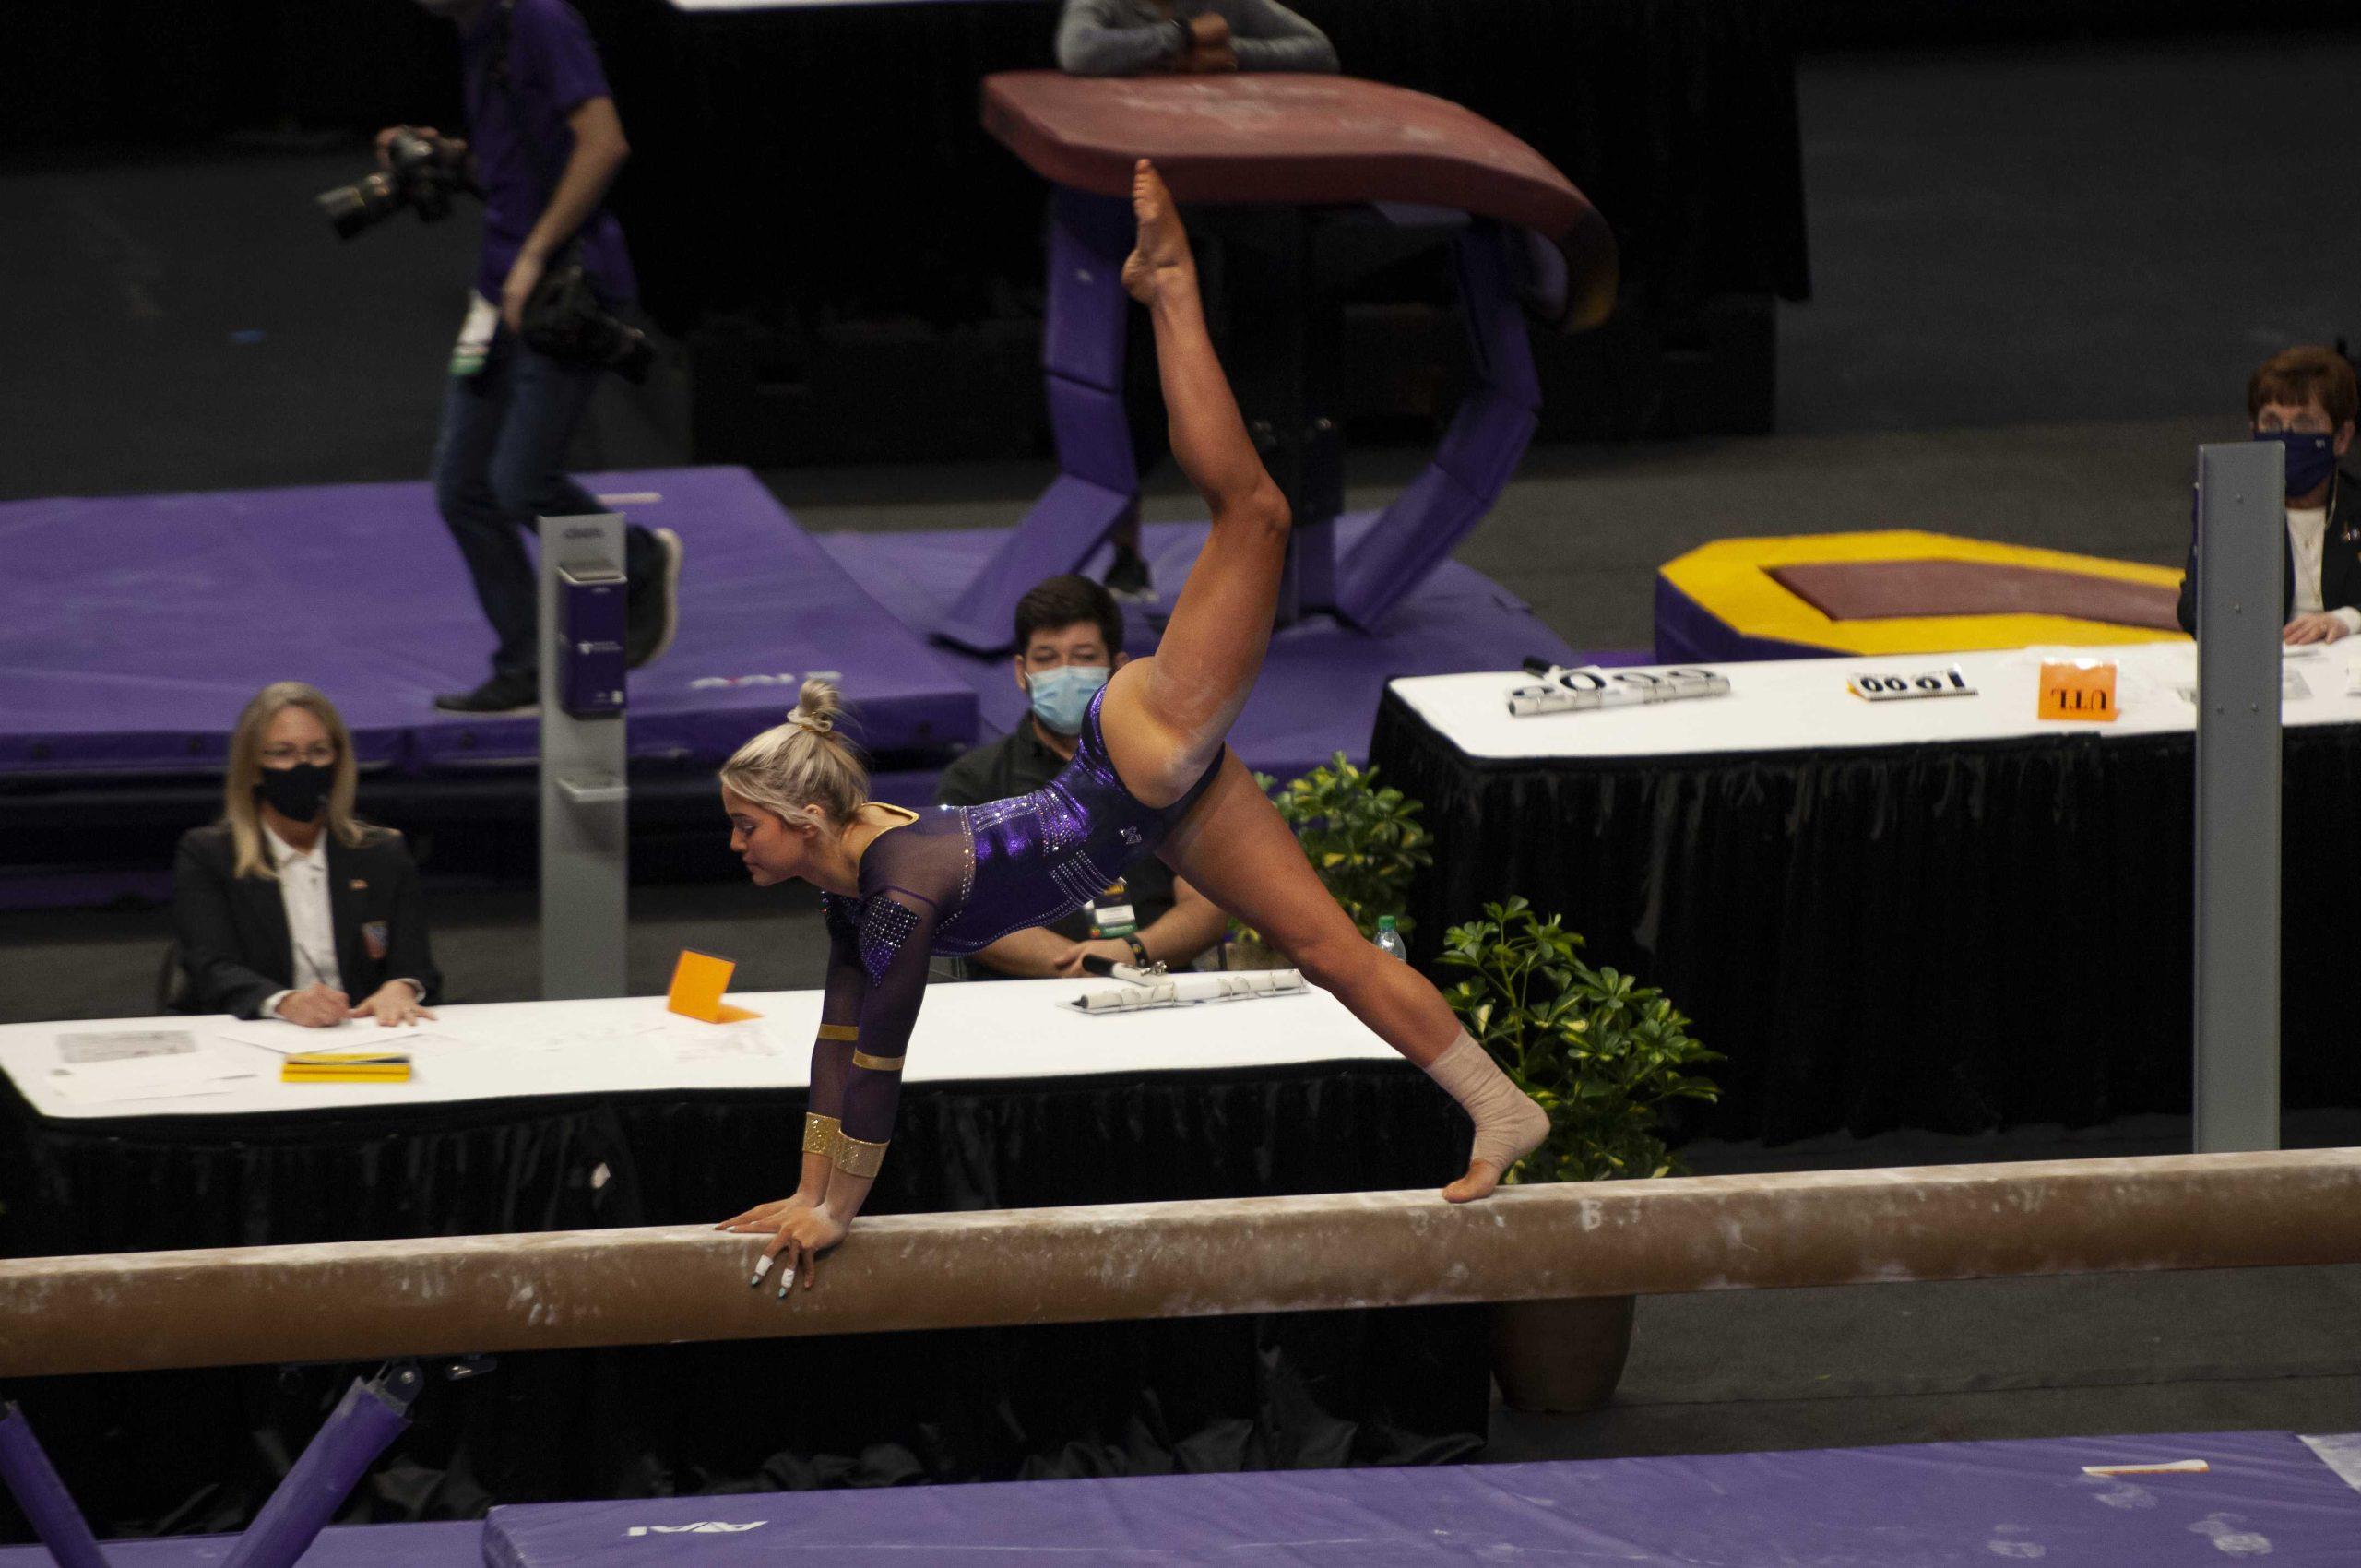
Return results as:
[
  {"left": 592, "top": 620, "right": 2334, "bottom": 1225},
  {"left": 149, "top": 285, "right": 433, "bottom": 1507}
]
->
[
  {"left": 816, "top": 1023, "right": 860, "bottom": 1043},
  {"left": 850, "top": 1050, "right": 906, "bottom": 1073},
  {"left": 831, "top": 1132, "right": 889, "bottom": 1179},
  {"left": 801, "top": 1112, "right": 841, "bottom": 1157}
]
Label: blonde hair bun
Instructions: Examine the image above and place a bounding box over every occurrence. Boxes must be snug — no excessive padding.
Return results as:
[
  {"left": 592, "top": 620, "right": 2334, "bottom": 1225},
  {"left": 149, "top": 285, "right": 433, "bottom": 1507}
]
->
[
  {"left": 786, "top": 676, "right": 843, "bottom": 735},
  {"left": 719, "top": 677, "right": 867, "bottom": 832}
]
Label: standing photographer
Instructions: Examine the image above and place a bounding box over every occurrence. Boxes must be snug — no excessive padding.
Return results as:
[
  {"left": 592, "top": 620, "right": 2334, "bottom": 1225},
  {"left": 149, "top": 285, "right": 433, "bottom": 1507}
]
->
[{"left": 399, "top": 0, "right": 682, "bottom": 714}]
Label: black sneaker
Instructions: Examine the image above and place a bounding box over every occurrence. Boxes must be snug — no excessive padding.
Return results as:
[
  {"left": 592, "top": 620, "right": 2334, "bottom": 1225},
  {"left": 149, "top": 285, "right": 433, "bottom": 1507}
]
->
[
  {"left": 1104, "top": 542, "right": 1154, "bottom": 603},
  {"left": 626, "top": 526, "right": 683, "bottom": 669},
  {"left": 433, "top": 670, "right": 540, "bottom": 715}
]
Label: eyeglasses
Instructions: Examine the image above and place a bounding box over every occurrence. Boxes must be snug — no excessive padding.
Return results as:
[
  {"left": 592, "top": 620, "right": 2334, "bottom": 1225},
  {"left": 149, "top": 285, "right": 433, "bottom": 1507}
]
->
[{"left": 260, "top": 744, "right": 338, "bottom": 766}]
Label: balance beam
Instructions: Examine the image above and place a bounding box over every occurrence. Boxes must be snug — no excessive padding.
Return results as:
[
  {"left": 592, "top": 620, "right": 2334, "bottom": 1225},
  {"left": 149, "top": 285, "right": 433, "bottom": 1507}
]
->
[{"left": 4, "top": 1150, "right": 2355, "bottom": 1379}]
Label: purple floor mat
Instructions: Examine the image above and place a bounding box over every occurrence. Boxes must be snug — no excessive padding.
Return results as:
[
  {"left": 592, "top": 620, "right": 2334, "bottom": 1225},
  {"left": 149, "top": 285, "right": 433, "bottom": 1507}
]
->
[
  {"left": 0, "top": 469, "right": 976, "bottom": 776},
  {"left": 821, "top": 511, "right": 1579, "bottom": 783},
  {"left": 0, "top": 1522, "right": 480, "bottom": 1566},
  {"left": 483, "top": 1431, "right": 2361, "bottom": 1566}
]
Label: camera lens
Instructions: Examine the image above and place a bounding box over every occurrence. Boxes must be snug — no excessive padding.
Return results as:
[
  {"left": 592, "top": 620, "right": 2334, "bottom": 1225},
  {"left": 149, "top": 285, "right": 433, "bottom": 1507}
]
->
[{"left": 315, "top": 173, "right": 401, "bottom": 241}]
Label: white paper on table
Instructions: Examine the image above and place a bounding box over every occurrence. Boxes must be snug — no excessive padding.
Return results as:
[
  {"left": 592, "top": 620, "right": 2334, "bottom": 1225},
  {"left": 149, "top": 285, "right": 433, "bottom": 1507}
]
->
[
  {"left": 44, "top": 1048, "right": 255, "bottom": 1106},
  {"left": 212, "top": 1018, "right": 474, "bottom": 1056},
  {"left": 56, "top": 1028, "right": 199, "bottom": 1064},
  {"left": 652, "top": 1018, "right": 785, "bottom": 1064}
]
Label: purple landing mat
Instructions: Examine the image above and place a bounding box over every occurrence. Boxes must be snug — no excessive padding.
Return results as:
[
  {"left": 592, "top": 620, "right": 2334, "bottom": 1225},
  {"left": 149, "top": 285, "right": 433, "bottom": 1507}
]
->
[
  {"left": 0, "top": 469, "right": 976, "bottom": 776},
  {"left": 0, "top": 1523, "right": 480, "bottom": 1567},
  {"left": 821, "top": 514, "right": 1579, "bottom": 783},
  {"left": 484, "top": 1431, "right": 2361, "bottom": 1567}
]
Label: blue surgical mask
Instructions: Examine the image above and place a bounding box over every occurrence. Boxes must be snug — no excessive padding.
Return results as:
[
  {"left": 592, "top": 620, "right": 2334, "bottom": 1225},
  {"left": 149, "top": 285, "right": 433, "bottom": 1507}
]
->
[
  {"left": 2255, "top": 429, "right": 2339, "bottom": 496},
  {"left": 1026, "top": 664, "right": 1109, "bottom": 736}
]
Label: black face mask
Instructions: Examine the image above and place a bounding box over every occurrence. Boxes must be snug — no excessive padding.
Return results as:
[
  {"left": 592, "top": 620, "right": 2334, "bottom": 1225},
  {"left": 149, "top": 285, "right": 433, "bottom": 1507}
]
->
[{"left": 255, "top": 763, "right": 333, "bottom": 822}]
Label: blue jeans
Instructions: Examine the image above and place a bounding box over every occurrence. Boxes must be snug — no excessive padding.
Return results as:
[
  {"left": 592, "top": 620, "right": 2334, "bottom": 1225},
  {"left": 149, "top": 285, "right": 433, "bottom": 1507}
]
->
[{"left": 433, "top": 331, "right": 658, "bottom": 678}]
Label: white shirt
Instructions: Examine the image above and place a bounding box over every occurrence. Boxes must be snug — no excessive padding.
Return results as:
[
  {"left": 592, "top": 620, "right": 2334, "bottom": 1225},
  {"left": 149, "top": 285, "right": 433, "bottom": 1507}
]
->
[
  {"left": 264, "top": 826, "right": 344, "bottom": 1016},
  {"left": 2285, "top": 505, "right": 2361, "bottom": 633}
]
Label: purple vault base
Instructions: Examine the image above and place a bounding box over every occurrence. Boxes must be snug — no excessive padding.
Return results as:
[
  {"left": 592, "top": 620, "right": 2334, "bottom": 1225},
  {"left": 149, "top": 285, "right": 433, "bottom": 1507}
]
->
[{"left": 483, "top": 1431, "right": 2361, "bottom": 1566}]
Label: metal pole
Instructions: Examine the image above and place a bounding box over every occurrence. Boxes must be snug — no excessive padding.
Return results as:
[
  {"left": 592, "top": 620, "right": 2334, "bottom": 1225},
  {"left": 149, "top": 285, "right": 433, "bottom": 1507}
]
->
[
  {"left": 0, "top": 1404, "right": 108, "bottom": 1568},
  {"left": 2192, "top": 441, "right": 2283, "bottom": 1153},
  {"left": 539, "top": 513, "right": 629, "bottom": 1001},
  {"left": 220, "top": 1367, "right": 420, "bottom": 1568}
]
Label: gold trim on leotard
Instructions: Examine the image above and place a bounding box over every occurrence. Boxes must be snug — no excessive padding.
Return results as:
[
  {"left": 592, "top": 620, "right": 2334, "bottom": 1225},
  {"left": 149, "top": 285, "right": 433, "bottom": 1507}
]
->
[
  {"left": 802, "top": 1113, "right": 841, "bottom": 1156},
  {"left": 850, "top": 1050, "right": 906, "bottom": 1073},
  {"left": 816, "top": 1023, "right": 860, "bottom": 1042},
  {"left": 831, "top": 1133, "right": 888, "bottom": 1179}
]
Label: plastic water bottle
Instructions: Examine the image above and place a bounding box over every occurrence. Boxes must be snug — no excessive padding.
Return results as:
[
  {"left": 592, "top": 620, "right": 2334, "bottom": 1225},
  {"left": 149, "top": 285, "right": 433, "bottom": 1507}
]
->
[{"left": 1372, "top": 914, "right": 1407, "bottom": 961}]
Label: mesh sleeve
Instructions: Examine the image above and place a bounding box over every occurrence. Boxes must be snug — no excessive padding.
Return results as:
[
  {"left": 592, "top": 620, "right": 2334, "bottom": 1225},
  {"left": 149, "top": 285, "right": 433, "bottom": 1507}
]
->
[
  {"left": 836, "top": 886, "right": 943, "bottom": 1150},
  {"left": 829, "top": 821, "right": 966, "bottom": 1166},
  {"left": 803, "top": 895, "right": 867, "bottom": 1157}
]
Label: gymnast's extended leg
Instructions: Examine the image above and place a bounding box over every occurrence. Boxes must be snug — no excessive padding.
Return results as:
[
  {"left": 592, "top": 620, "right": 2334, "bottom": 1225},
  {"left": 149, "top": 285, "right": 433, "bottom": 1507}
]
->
[
  {"left": 1095, "top": 160, "right": 1293, "bottom": 808},
  {"left": 1159, "top": 755, "right": 1546, "bottom": 1202},
  {"left": 1092, "top": 163, "right": 1545, "bottom": 1200}
]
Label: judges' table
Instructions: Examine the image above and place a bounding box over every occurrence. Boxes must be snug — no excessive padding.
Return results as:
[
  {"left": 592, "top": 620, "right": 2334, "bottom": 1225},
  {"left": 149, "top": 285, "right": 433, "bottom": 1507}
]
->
[
  {"left": 0, "top": 983, "right": 1479, "bottom": 1538},
  {"left": 1370, "top": 643, "right": 2361, "bottom": 1144}
]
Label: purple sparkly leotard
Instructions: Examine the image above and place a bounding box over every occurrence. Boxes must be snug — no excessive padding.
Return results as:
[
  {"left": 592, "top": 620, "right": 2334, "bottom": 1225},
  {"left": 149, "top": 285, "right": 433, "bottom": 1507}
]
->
[{"left": 806, "top": 688, "right": 1220, "bottom": 1166}]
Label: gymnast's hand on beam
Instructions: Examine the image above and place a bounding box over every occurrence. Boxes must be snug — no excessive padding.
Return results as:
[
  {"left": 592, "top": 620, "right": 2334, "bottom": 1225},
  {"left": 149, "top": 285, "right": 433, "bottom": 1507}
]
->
[
  {"left": 755, "top": 1206, "right": 846, "bottom": 1298},
  {"left": 715, "top": 1193, "right": 817, "bottom": 1235}
]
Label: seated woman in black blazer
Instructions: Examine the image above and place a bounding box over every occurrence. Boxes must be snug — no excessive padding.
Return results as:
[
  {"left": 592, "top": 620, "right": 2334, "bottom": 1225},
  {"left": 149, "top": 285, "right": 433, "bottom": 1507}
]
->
[{"left": 174, "top": 682, "right": 442, "bottom": 1026}]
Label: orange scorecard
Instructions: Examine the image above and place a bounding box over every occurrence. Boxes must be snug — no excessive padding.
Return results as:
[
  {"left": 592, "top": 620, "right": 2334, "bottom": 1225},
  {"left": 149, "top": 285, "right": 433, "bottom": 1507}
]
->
[
  {"left": 667, "top": 949, "right": 762, "bottom": 1024},
  {"left": 2036, "top": 659, "right": 2118, "bottom": 722}
]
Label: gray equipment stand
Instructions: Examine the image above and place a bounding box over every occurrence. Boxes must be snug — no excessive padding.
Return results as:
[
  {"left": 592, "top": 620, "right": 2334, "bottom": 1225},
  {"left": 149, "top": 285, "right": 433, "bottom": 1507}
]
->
[
  {"left": 539, "top": 513, "right": 629, "bottom": 1001},
  {"left": 2191, "top": 442, "right": 2283, "bottom": 1154}
]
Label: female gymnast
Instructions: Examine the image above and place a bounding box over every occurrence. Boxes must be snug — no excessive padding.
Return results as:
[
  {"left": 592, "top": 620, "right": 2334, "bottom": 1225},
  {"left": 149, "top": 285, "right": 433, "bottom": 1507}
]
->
[{"left": 718, "top": 162, "right": 1548, "bottom": 1292}]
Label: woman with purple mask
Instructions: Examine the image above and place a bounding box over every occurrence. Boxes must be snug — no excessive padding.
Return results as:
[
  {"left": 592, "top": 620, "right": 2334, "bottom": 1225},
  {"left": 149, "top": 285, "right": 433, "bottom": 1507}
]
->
[{"left": 717, "top": 163, "right": 1547, "bottom": 1294}]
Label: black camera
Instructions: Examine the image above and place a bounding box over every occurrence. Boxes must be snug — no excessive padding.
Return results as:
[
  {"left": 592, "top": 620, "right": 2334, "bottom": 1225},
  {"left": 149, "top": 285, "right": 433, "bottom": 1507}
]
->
[
  {"left": 316, "top": 129, "right": 467, "bottom": 241},
  {"left": 521, "top": 256, "right": 656, "bottom": 385}
]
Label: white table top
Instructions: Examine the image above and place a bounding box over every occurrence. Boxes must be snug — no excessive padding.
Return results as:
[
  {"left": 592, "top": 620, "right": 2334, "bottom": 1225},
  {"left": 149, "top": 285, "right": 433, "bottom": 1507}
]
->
[
  {"left": 1, "top": 980, "right": 1394, "bottom": 1122},
  {"left": 1389, "top": 642, "right": 2361, "bottom": 763}
]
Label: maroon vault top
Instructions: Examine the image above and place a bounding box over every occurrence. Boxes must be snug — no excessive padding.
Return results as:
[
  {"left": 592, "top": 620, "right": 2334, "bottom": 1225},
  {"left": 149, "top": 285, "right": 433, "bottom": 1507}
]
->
[{"left": 981, "top": 71, "right": 1617, "bottom": 328}]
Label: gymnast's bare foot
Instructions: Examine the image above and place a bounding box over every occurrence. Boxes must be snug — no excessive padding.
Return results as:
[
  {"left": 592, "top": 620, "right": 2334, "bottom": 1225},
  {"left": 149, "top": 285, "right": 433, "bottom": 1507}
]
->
[
  {"left": 1121, "top": 159, "right": 1195, "bottom": 305},
  {"left": 1442, "top": 1158, "right": 1510, "bottom": 1204}
]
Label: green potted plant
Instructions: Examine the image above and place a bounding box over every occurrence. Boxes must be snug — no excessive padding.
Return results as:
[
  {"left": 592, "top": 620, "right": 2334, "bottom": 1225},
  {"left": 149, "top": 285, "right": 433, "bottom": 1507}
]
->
[
  {"left": 1437, "top": 897, "right": 1721, "bottom": 1411},
  {"left": 1226, "top": 754, "right": 1433, "bottom": 968}
]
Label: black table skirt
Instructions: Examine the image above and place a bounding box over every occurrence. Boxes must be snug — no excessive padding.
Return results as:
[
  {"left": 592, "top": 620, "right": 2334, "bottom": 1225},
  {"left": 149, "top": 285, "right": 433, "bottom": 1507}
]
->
[
  {"left": 0, "top": 1058, "right": 1483, "bottom": 1538},
  {"left": 1370, "top": 686, "right": 2361, "bottom": 1145}
]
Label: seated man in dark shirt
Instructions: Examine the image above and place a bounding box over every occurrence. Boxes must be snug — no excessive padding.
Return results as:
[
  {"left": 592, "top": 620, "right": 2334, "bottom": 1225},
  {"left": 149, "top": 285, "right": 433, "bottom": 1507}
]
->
[{"left": 933, "top": 574, "right": 1231, "bottom": 978}]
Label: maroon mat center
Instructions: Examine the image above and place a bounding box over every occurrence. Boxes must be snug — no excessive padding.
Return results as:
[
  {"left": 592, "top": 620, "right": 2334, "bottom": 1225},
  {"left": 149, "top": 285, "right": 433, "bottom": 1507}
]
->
[{"left": 1769, "top": 559, "right": 2182, "bottom": 630}]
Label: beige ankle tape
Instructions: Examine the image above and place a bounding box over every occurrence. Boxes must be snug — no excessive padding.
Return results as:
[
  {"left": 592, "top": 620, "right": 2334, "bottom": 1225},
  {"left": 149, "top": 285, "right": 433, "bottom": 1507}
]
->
[{"left": 1422, "top": 1031, "right": 1548, "bottom": 1172}]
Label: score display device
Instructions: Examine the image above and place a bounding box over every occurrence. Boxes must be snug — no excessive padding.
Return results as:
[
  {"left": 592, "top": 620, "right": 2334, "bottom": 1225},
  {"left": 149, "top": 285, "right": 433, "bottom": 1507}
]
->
[
  {"left": 1847, "top": 666, "right": 1977, "bottom": 703},
  {"left": 1508, "top": 665, "right": 1730, "bottom": 717}
]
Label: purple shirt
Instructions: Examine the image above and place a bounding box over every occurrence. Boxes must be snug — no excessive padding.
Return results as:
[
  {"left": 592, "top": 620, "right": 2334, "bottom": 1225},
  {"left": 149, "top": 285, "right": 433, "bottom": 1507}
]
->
[{"left": 462, "top": 0, "right": 636, "bottom": 307}]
